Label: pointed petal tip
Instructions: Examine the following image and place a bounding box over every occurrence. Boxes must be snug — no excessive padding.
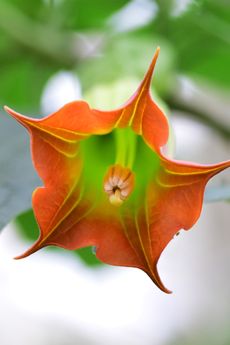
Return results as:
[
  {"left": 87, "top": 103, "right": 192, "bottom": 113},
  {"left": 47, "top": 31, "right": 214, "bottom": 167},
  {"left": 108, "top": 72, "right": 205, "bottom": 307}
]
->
[
  {"left": 3, "top": 105, "right": 13, "bottom": 115},
  {"left": 148, "top": 273, "right": 172, "bottom": 294},
  {"left": 13, "top": 250, "right": 34, "bottom": 260},
  {"left": 141, "top": 46, "right": 161, "bottom": 91},
  {"left": 4, "top": 105, "right": 22, "bottom": 121},
  {"left": 149, "top": 46, "right": 160, "bottom": 73},
  {"left": 155, "top": 280, "right": 172, "bottom": 294},
  {"left": 14, "top": 253, "right": 27, "bottom": 260},
  {"left": 13, "top": 242, "right": 42, "bottom": 260},
  {"left": 147, "top": 263, "right": 172, "bottom": 294},
  {"left": 155, "top": 46, "right": 161, "bottom": 58},
  {"left": 3, "top": 105, "right": 34, "bottom": 129},
  {"left": 162, "top": 287, "right": 172, "bottom": 294}
]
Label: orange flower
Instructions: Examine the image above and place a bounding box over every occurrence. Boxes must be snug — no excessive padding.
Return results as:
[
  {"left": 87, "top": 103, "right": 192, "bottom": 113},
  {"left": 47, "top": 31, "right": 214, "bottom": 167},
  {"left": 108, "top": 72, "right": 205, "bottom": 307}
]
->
[{"left": 5, "top": 48, "right": 230, "bottom": 293}]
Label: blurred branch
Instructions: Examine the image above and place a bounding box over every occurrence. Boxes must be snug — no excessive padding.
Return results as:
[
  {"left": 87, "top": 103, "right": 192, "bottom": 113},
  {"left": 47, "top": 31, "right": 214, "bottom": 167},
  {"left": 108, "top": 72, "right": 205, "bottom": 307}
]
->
[
  {"left": 0, "top": 1, "right": 104, "bottom": 67},
  {"left": 168, "top": 99, "right": 230, "bottom": 139},
  {"left": 166, "top": 76, "right": 230, "bottom": 139},
  {"left": 154, "top": 0, "right": 173, "bottom": 34}
]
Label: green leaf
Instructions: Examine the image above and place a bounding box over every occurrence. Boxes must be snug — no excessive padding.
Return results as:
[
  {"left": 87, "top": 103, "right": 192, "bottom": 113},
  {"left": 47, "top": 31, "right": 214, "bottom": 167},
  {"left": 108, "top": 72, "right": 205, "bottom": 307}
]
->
[
  {"left": 75, "top": 247, "right": 103, "bottom": 267},
  {"left": 56, "top": 0, "right": 129, "bottom": 30},
  {"left": 0, "top": 58, "right": 56, "bottom": 112},
  {"left": 148, "top": 0, "right": 230, "bottom": 88},
  {"left": 14, "top": 209, "right": 39, "bottom": 241},
  {"left": 6, "top": 0, "right": 44, "bottom": 19}
]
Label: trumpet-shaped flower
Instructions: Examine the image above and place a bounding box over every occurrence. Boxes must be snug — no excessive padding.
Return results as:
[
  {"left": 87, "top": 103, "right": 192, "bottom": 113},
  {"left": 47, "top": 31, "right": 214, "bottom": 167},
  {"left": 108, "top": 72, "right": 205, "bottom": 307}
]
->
[{"left": 4, "top": 48, "right": 230, "bottom": 293}]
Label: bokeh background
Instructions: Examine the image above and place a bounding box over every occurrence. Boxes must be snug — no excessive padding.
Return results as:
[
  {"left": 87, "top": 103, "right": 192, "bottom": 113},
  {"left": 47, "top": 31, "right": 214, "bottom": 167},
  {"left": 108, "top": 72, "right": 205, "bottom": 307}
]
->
[{"left": 0, "top": 0, "right": 230, "bottom": 344}]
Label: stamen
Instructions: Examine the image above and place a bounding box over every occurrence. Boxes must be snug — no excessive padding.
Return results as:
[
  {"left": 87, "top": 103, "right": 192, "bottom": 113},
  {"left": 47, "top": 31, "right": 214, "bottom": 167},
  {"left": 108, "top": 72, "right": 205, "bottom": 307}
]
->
[
  {"left": 103, "top": 164, "right": 135, "bottom": 207},
  {"left": 109, "top": 188, "right": 123, "bottom": 207}
]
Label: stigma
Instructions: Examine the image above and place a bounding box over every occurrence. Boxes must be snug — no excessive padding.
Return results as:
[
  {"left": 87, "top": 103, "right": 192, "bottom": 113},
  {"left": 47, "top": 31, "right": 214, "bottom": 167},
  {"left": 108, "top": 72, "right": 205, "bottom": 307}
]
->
[{"left": 103, "top": 164, "right": 135, "bottom": 207}]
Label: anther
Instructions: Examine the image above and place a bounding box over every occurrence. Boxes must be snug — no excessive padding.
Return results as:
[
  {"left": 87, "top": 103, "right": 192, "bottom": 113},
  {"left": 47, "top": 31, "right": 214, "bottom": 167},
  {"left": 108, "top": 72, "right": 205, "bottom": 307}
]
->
[{"left": 103, "top": 164, "right": 135, "bottom": 207}]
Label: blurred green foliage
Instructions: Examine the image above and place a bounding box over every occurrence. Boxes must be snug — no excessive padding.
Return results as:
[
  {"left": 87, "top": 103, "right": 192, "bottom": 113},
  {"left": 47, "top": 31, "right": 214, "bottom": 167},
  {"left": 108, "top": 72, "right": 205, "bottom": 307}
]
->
[
  {"left": 56, "top": 0, "right": 129, "bottom": 29},
  {"left": 0, "top": 0, "right": 229, "bottom": 111}
]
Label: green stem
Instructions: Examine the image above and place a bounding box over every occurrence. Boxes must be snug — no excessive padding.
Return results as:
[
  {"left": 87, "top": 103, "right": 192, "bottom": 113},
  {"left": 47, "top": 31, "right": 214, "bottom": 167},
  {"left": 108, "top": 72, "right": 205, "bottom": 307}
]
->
[
  {"left": 127, "top": 129, "right": 137, "bottom": 168},
  {"left": 166, "top": 96, "right": 230, "bottom": 140},
  {"left": 114, "top": 129, "right": 137, "bottom": 168},
  {"left": 115, "top": 129, "right": 126, "bottom": 166}
]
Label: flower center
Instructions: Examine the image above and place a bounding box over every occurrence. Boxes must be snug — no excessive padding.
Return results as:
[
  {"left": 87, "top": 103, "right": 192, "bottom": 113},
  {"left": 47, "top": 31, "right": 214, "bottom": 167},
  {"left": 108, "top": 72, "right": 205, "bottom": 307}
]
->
[
  {"left": 103, "top": 164, "right": 135, "bottom": 207},
  {"left": 103, "top": 128, "right": 137, "bottom": 206}
]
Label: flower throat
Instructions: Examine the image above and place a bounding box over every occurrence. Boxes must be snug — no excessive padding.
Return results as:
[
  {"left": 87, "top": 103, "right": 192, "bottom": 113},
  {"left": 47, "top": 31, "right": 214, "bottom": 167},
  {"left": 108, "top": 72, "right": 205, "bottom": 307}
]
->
[{"left": 103, "top": 128, "right": 136, "bottom": 207}]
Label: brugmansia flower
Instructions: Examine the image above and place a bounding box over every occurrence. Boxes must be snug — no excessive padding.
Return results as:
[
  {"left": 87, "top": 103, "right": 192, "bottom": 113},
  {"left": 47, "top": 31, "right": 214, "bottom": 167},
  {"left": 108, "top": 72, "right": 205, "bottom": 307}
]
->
[{"left": 4, "top": 48, "right": 230, "bottom": 293}]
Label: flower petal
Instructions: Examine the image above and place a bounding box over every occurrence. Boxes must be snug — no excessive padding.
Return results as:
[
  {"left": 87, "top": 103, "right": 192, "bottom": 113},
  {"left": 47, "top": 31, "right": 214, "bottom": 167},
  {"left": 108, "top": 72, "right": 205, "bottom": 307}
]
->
[
  {"left": 145, "top": 155, "right": 230, "bottom": 291},
  {"left": 102, "top": 47, "right": 169, "bottom": 151},
  {"left": 4, "top": 106, "right": 90, "bottom": 257}
]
